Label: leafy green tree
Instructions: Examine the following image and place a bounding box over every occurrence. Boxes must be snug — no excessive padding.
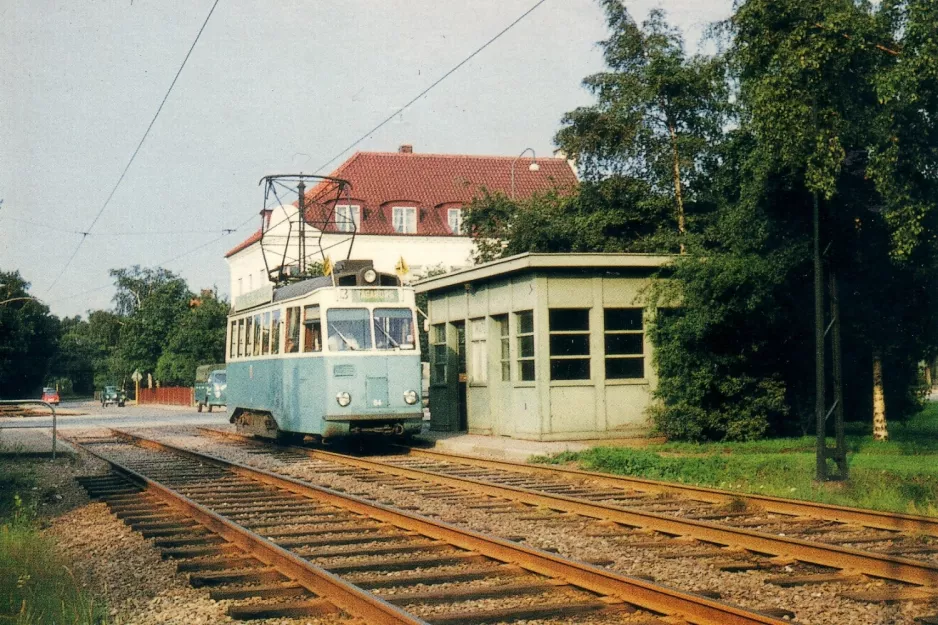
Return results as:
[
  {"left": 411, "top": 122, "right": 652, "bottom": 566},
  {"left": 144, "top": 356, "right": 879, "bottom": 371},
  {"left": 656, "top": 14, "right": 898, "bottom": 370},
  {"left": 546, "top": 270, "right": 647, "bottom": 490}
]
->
[
  {"left": 464, "top": 178, "right": 673, "bottom": 262},
  {"left": 111, "top": 266, "right": 192, "bottom": 382},
  {"left": 155, "top": 291, "right": 229, "bottom": 385},
  {"left": 555, "top": 3, "right": 728, "bottom": 249},
  {"left": 0, "top": 271, "right": 59, "bottom": 397}
]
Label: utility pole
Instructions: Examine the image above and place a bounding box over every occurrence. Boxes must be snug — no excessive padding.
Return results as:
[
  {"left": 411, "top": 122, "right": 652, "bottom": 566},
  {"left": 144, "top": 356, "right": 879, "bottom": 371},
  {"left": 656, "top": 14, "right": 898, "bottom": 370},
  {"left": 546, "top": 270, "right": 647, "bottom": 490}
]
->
[{"left": 297, "top": 179, "right": 306, "bottom": 275}]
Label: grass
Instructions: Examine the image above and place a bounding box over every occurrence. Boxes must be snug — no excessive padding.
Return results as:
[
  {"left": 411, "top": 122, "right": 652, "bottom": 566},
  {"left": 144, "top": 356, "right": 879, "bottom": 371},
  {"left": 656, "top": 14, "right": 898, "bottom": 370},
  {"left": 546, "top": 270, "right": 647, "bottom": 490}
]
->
[
  {"left": 0, "top": 463, "right": 109, "bottom": 625},
  {"left": 532, "top": 402, "right": 938, "bottom": 516}
]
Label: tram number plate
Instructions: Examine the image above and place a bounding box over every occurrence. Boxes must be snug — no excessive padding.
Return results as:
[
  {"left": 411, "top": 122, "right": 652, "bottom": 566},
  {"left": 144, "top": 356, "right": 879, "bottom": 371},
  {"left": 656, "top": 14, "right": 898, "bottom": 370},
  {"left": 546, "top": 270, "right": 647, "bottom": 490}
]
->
[{"left": 372, "top": 399, "right": 384, "bottom": 407}]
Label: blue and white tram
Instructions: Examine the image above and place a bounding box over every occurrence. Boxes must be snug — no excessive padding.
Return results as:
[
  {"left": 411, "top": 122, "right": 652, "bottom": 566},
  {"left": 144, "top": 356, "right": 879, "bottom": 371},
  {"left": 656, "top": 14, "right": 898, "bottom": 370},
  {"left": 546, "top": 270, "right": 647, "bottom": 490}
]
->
[{"left": 225, "top": 263, "right": 423, "bottom": 441}]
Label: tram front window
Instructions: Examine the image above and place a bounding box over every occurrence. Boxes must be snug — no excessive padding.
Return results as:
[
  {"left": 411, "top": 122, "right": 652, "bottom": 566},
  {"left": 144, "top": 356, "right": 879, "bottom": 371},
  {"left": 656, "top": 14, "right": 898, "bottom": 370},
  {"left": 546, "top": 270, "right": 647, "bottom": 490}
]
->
[
  {"left": 374, "top": 308, "right": 416, "bottom": 350},
  {"left": 327, "top": 308, "right": 372, "bottom": 351}
]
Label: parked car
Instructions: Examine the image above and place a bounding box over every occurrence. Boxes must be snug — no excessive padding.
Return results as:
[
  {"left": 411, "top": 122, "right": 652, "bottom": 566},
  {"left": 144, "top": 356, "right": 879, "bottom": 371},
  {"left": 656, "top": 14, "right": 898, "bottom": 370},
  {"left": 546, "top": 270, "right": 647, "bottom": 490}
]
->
[
  {"left": 41, "top": 387, "right": 60, "bottom": 405},
  {"left": 101, "top": 385, "right": 126, "bottom": 408},
  {"left": 194, "top": 364, "right": 227, "bottom": 413}
]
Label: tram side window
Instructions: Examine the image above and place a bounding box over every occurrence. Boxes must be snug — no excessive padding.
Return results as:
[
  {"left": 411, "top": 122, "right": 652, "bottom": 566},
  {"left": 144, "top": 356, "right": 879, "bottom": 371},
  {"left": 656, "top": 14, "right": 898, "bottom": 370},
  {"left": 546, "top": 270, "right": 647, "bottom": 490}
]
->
[
  {"left": 229, "top": 321, "right": 236, "bottom": 358},
  {"left": 237, "top": 319, "right": 245, "bottom": 358},
  {"left": 253, "top": 314, "right": 262, "bottom": 356},
  {"left": 245, "top": 317, "right": 253, "bottom": 357},
  {"left": 327, "top": 308, "right": 372, "bottom": 351},
  {"left": 285, "top": 307, "right": 300, "bottom": 353},
  {"left": 261, "top": 312, "right": 271, "bottom": 355},
  {"left": 271, "top": 310, "right": 281, "bottom": 355},
  {"left": 373, "top": 308, "right": 415, "bottom": 350},
  {"left": 303, "top": 305, "right": 322, "bottom": 353}
]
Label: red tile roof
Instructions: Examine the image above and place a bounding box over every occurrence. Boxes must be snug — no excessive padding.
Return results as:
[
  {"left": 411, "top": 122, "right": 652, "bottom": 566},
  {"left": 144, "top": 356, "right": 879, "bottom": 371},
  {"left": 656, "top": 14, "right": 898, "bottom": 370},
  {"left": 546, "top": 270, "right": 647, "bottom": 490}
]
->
[{"left": 226, "top": 150, "right": 577, "bottom": 257}]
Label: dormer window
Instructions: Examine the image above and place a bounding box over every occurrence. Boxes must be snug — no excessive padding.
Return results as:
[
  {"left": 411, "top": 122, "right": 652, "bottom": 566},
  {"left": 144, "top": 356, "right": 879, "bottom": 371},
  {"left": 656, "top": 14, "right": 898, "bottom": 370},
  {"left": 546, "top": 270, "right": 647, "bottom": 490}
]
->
[
  {"left": 392, "top": 206, "right": 417, "bottom": 234},
  {"left": 447, "top": 208, "right": 464, "bottom": 235},
  {"left": 335, "top": 205, "right": 360, "bottom": 233}
]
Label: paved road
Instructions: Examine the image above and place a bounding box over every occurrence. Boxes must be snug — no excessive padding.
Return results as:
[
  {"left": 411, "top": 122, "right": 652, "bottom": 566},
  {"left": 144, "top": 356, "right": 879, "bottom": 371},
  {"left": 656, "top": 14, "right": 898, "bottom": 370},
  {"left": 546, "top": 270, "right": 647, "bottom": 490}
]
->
[{"left": 0, "top": 400, "right": 228, "bottom": 430}]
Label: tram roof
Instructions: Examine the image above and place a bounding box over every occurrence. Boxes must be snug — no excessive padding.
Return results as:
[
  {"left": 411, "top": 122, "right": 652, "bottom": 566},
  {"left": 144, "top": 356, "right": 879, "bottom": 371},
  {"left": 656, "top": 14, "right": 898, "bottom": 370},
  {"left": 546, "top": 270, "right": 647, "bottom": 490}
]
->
[{"left": 272, "top": 275, "right": 336, "bottom": 303}]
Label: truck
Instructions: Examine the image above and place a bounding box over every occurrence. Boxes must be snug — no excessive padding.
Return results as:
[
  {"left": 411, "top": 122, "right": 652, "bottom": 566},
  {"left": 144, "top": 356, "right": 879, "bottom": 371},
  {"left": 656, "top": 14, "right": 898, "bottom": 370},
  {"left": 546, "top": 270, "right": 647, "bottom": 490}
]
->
[{"left": 194, "top": 364, "right": 227, "bottom": 413}]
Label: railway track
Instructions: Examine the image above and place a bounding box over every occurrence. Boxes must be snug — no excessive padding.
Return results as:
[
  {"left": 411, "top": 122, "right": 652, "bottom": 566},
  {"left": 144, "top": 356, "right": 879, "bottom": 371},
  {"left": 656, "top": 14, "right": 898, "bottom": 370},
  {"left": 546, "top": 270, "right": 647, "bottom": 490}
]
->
[
  {"left": 192, "top": 427, "right": 938, "bottom": 609},
  {"left": 66, "top": 430, "right": 792, "bottom": 625}
]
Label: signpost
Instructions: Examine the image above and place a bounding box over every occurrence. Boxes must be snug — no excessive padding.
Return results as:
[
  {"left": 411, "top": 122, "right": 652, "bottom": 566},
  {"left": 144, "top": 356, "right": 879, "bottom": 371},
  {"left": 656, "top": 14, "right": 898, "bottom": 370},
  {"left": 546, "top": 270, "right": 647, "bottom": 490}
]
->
[{"left": 131, "top": 369, "right": 143, "bottom": 405}]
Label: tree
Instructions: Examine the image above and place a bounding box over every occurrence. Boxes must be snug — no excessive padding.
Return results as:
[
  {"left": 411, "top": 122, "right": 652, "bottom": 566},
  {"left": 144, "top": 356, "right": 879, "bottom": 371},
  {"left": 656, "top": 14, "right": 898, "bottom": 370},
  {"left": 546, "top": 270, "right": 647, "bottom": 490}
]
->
[
  {"left": 464, "top": 178, "right": 674, "bottom": 262},
  {"left": 111, "top": 266, "right": 192, "bottom": 382},
  {"left": 155, "top": 292, "right": 229, "bottom": 385},
  {"left": 0, "top": 271, "right": 59, "bottom": 397},
  {"left": 555, "top": 3, "right": 728, "bottom": 251}
]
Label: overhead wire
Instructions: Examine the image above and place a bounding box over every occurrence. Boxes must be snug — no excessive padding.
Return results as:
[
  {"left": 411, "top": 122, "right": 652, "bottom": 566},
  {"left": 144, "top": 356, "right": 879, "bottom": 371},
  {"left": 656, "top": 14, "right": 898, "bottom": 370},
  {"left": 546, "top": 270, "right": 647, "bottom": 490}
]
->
[
  {"left": 312, "top": 0, "right": 549, "bottom": 175},
  {"left": 44, "top": 0, "right": 222, "bottom": 294},
  {"left": 46, "top": 212, "right": 256, "bottom": 306}
]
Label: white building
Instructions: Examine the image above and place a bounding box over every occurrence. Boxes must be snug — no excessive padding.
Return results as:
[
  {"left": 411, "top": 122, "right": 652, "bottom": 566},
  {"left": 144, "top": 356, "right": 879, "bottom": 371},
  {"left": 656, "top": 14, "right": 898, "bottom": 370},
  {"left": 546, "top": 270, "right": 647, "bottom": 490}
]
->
[{"left": 226, "top": 146, "right": 578, "bottom": 295}]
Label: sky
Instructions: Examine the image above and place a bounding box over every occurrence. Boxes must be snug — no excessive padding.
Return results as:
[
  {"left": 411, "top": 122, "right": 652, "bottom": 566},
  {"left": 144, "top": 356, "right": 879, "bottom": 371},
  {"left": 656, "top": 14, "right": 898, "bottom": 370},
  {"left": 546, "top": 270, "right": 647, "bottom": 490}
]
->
[{"left": 0, "top": 0, "right": 732, "bottom": 318}]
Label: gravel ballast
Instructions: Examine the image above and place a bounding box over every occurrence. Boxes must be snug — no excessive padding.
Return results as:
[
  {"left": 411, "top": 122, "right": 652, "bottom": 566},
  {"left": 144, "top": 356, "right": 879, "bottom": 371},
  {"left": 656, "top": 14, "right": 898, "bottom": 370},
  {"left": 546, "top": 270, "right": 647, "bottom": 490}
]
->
[{"left": 139, "top": 426, "right": 938, "bottom": 625}]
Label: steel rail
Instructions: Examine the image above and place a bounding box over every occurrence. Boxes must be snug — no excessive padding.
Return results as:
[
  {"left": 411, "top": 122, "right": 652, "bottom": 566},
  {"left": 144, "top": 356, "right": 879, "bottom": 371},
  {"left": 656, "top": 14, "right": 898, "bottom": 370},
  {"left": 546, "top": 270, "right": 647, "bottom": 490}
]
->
[
  {"left": 67, "top": 435, "right": 427, "bottom": 625},
  {"left": 394, "top": 445, "right": 938, "bottom": 537},
  {"left": 196, "top": 428, "right": 938, "bottom": 588},
  {"left": 110, "top": 429, "right": 788, "bottom": 625}
]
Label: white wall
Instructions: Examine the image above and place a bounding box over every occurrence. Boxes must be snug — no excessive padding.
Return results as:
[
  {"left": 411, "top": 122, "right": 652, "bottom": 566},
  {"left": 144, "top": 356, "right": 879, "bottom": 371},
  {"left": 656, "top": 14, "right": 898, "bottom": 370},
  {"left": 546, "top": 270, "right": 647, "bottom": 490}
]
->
[{"left": 226, "top": 206, "right": 474, "bottom": 295}]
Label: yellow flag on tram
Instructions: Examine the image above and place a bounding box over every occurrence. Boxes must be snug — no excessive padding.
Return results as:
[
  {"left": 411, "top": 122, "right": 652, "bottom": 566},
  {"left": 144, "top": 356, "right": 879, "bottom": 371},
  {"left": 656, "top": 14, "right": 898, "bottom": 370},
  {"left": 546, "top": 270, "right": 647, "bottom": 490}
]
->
[
  {"left": 395, "top": 256, "right": 409, "bottom": 277},
  {"left": 322, "top": 256, "right": 333, "bottom": 276}
]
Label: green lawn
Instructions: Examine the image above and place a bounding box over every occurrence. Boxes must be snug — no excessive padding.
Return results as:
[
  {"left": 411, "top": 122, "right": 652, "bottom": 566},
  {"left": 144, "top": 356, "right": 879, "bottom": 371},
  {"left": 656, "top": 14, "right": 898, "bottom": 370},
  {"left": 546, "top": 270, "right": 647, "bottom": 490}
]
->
[{"left": 532, "top": 402, "right": 938, "bottom": 516}]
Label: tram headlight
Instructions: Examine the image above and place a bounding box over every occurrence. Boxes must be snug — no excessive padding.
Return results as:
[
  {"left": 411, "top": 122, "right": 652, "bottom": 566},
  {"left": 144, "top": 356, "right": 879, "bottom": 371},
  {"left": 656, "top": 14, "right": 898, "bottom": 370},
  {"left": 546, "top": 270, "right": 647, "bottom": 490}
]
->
[
  {"left": 403, "top": 390, "right": 419, "bottom": 405},
  {"left": 362, "top": 268, "right": 378, "bottom": 284},
  {"left": 335, "top": 392, "right": 352, "bottom": 407}
]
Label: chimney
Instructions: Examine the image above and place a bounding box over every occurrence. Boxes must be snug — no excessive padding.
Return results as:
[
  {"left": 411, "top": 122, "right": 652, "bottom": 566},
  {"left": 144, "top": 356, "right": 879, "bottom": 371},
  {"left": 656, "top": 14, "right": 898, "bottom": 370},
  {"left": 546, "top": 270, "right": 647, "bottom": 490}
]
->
[{"left": 399, "top": 144, "right": 413, "bottom": 154}]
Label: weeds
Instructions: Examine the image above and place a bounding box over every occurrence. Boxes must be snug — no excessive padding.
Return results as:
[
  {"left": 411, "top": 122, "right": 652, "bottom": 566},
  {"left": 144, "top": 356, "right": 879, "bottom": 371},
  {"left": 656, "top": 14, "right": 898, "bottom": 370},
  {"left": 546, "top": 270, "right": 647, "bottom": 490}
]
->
[{"left": 0, "top": 468, "right": 109, "bottom": 625}]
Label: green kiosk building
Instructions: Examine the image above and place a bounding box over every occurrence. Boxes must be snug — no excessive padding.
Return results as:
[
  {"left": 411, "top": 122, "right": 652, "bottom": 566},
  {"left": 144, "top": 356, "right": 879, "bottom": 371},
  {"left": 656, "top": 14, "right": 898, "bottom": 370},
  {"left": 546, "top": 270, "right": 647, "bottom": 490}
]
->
[{"left": 414, "top": 253, "right": 673, "bottom": 441}]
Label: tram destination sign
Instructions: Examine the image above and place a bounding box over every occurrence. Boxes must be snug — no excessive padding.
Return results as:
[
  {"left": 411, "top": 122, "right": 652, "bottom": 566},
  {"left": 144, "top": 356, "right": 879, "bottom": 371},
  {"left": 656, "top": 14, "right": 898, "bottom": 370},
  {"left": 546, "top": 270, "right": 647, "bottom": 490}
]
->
[{"left": 350, "top": 289, "right": 400, "bottom": 303}]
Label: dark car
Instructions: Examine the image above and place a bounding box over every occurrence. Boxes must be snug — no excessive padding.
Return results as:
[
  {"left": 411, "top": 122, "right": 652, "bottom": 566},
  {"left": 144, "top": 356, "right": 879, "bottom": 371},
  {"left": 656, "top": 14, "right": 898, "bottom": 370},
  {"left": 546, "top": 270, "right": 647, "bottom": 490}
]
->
[
  {"left": 101, "top": 385, "right": 126, "bottom": 408},
  {"left": 41, "top": 387, "right": 60, "bottom": 405}
]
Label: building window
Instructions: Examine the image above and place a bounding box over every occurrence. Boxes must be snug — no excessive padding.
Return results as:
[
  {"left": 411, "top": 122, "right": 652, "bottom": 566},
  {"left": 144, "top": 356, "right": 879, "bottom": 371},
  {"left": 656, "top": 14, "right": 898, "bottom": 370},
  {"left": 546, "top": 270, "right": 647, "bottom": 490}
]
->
[
  {"left": 245, "top": 316, "right": 253, "bottom": 357},
  {"left": 392, "top": 206, "right": 417, "bottom": 234},
  {"left": 448, "top": 208, "right": 464, "bottom": 235},
  {"left": 549, "top": 308, "right": 590, "bottom": 381},
  {"left": 516, "top": 311, "right": 535, "bottom": 381},
  {"left": 253, "top": 314, "right": 263, "bottom": 356},
  {"left": 261, "top": 312, "right": 271, "bottom": 355},
  {"left": 229, "top": 321, "right": 237, "bottom": 358},
  {"left": 303, "top": 305, "right": 322, "bottom": 352},
  {"left": 237, "top": 278, "right": 242, "bottom": 296},
  {"left": 469, "top": 318, "right": 487, "bottom": 383},
  {"left": 335, "top": 205, "right": 360, "bottom": 233},
  {"left": 285, "top": 307, "right": 300, "bottom": 353},
  {"left": 270, "top": 310, "right": 281, "bottom": 355},
  {"left": 431, "top": 324, "right": 447, "bottom": 383},
  {"left": 248, "top": 274, "right": 253, "bottom": 292},
  {"left": 494, "top": 315, "right": 510, "bottom": 381},
  {"left": 605, "top": 308, "right": 644, "bottom": 379}
]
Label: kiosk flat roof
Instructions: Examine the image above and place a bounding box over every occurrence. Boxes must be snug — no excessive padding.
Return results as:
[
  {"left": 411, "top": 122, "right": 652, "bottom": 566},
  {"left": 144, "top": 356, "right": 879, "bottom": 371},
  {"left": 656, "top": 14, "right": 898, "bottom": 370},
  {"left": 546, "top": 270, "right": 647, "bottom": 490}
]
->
[{"left": 413, "top": 252, "right": 675, "bottom": 293}]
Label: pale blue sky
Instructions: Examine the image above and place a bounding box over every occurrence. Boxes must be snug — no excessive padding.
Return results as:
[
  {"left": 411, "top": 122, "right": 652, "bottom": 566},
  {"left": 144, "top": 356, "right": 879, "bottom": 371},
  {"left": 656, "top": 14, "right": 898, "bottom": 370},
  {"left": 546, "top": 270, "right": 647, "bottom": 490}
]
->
[{"left": 0, "top": 0, "right": 731, "bottom": 317}]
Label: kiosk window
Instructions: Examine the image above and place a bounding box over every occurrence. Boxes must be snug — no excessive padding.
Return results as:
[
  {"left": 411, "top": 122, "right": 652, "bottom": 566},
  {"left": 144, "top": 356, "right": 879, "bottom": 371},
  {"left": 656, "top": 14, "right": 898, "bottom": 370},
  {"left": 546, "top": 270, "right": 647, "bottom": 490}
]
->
[
  {"left": 431, "top": 324, "right": 447, "bottom": 383},
  {"left": 604, "top": 308, "right": 644, "bottom": 379},
  {"left": 516, "top": 311, "right": 535, "bottom": 381},
  {"left": 549, "top": 308, "right": 591, "bottom": 381},
  {"left": 469, "top": 318, "right": 487, "bottom": 383}
]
